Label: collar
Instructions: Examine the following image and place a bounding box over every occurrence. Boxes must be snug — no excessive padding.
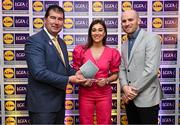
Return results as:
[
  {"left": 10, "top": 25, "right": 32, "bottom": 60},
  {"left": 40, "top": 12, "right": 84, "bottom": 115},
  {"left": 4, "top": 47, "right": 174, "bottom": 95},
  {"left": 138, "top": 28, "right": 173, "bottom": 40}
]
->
[
  {"left": 44, "top": 27, "right": 57, "bottom": 40},
  {"left": 128, "top": 27, "right": 140, "bottom": 40}
]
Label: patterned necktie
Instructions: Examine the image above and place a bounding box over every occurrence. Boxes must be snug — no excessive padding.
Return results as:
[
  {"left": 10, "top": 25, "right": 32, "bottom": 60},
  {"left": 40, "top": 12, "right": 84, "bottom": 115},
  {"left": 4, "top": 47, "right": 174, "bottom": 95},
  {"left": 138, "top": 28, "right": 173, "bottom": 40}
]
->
[{"left": 52, "top": 37, "right": 66, "bottom": 66}]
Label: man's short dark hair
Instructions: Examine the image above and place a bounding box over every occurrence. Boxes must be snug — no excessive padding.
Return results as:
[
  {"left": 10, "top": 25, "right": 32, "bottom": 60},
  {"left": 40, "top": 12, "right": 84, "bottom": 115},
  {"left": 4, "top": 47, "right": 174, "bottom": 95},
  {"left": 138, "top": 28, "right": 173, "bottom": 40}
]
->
[{"left": 45, "top": 5, "right": 65, "bottom": 19}]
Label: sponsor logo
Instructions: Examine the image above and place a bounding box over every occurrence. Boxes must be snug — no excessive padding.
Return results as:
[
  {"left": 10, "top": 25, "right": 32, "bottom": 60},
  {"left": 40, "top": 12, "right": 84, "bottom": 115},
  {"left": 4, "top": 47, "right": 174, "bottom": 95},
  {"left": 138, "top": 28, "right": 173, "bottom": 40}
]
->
[
  {"left": 33, "top": 18, "right": 44, "bottom": 29},
  {"left": 65, "top": 116, "right": 74, "bottom": 124},
  {"left": 92, "top": 1, "right": 103, "bottom": 12},
  {"left": 64, "top": 18, "right": 73, "bottom": 29},
  {"left": 5, "top": 117, "right": 16, "bottom": 125},
  {"left": 5, "top": 101, "right": 15, "bottom": 111},
  {"left": 64, "top": 35, "right": 74, "bottom": 45},
  {"left": 14, "top": 16, "right": 29, "bottom": 27},
  {"left": 2, "top": 0, "right": 13, "bottom": 10},
  {"left": 104, "top": 1, "right": 118, "bottom": 12},
  {"left": 133, "top": 1, "right": 147, "bottom": 11},
  {"left": 63, "top": 1, "right": 73, "bottom": 12},
  {"left": 152, "top": 1, "right": 163, "bottom": 12},
  {"left": 152, "top": 18, "right": 163, "bottom": 28},
  {"left": 74, "top": 1, "right": 89, "bottom": 12},
  {"left": 4, "top": 50, "right": 14, "bottom": 61},
  {"left": 3, "top": 16, "right": 13, "bottom": 27},
  {"left": 66, "top": 84, "right": 73, "bottom": 94},
  {"left": 14, "top": 0, "right": 29, "bottom": 10},
  {"left": 3, "top": 33, "right": 14, "bottom": 44},
  {"left": 75, "top": 18, "right": 89, "bottom": 28},
  {"left": 33, "top": 1, "right": 43, "bottom": 12},
  {"left": 122, "top": 1, "right": 132, "bottom": 11},
  {"left": 4, "top": 68, "right": 14, "bottom": 78},
  {"left": 65, "top": 100, "right": 74, "bottom": 110},
  {"left": 4, "top": 84, "right": 15, "bottom": 95}
]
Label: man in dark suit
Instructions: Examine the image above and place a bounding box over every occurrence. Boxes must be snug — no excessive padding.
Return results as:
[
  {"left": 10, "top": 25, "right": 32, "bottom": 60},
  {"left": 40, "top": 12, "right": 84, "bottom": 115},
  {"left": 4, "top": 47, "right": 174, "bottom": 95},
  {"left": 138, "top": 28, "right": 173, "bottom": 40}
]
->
[
  {"left": 120, "top": 10, "right": 164, "bottom": 124},
  {"left": 25, "top": 5, "right": 86, "bottom": 124}
]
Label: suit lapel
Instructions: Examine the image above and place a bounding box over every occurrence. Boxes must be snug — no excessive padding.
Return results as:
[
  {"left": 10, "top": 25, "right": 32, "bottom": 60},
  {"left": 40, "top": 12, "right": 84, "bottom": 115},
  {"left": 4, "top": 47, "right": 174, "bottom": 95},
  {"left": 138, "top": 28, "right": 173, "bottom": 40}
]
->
[
  {"left": 42, "top": 30, "right": 67, "bottom": 67},
  {"left": 128, "top": 29, "right": 145, "bottom": 65}
]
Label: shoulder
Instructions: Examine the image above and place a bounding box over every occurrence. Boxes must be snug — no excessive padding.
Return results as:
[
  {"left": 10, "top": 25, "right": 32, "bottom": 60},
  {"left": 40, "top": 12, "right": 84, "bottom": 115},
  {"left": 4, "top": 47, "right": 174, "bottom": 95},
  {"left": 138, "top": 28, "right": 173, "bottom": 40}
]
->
[{"left": 105, "top": 46, "right": 120, "bottom": 56}]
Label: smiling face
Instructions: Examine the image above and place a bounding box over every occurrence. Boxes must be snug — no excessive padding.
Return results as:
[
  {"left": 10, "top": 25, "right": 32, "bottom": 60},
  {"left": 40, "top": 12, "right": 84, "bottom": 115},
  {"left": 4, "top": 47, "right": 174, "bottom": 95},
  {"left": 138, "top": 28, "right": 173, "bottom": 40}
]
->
[
  {"left": 91, "top": 23, "right": 106, "bottom": 45},
  {"left": 121, "top": 10, "right": 141, "bottom": 35},
  {"left": 44, "top": 9, "right": 64, "bottom": 36}
]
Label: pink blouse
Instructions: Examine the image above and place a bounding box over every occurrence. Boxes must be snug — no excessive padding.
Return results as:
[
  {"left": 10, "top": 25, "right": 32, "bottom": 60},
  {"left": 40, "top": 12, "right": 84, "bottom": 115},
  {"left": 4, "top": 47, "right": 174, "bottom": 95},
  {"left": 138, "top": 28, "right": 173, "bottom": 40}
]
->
[{"left": 72, "top": 45, "right": 121, "bottom": 97}]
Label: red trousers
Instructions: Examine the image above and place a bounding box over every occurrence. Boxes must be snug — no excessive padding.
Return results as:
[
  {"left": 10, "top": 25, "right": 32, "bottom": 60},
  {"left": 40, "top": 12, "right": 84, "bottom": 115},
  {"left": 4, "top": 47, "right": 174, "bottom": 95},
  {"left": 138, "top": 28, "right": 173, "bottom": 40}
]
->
[{"left": 79, "top": 88, "right": 112, "bottom": 124}]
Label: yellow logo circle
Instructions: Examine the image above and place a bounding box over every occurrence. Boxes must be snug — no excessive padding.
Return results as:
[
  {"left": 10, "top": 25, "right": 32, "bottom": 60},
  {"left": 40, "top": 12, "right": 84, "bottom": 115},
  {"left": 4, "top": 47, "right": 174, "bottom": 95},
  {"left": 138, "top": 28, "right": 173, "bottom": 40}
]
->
[
  {"left": 2, "top": 0, "right": 13, "bottom": 10},
  {"left": 5, "top": 117, "right": 16, "bottom": 125},
  {"left": 3, "top": 16, "right": 13, "bottom": 27},
  {"left": 4, "top": 68, "right": 14, "bottom": 78},
  {"left": 64, "top": 35, "right": 74, "bottom": 45},
  {"left": 5, "top": 84, "right": 15, "bottom": 95},
  {"left": 33, "top": 1, "right": 43, "bottom": 12},
  {"left": 64, "top": 18, "right": 73, "bottom": 29},
  {"left": 152, "top": 18, "right": 163, "bottom": 28},
  {"left": 65, "top": 116, "right": 74, "bottom": 125},
  {"left": 68, "top": 51, "right": 73, "bottom": 62},
  {"left": 121, "top": 115, "right": 128, "bottom": 125},
  {"left": 122, "top": 1, "right": 132, "bottom": 11},
  {"left": 63, "top": 1, "right": 73, "bottom": 12},
  {"left": 33, "top": 18, "right": 44, "bottom": 29},
  {"left": 4, "top": 50, "right": 14, "bottom": 61},
  {"left": 3, "top": 33, "right": 14, "bottom": 44},
  {"left": 153, "top": 1, "right": 163, "bottom": 12},
  {"left": 5, "top": 101, "right": 15, "bottom": 111},
  {"left": 121, "top": 34, "right": 128, "bottom": 43},
  {"left": 92, "top": 1, "right": 103, "bottom": 12},
  {"left": 65, "top": 100, "right": 73, "bottom": 110},
  {"left": 66, "top": 84, "right": 73, "bottom": 94}
]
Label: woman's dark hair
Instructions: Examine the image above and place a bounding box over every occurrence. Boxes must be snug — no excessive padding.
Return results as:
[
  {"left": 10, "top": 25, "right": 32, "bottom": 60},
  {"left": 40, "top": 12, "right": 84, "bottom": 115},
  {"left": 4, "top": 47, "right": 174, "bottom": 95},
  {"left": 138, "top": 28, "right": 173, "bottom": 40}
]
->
[
  {"left": 86, "top": 19, "right": 107, "bottom": 48},
  {"left": 45, "top": 5, "right": 65, "bottom": 19}
]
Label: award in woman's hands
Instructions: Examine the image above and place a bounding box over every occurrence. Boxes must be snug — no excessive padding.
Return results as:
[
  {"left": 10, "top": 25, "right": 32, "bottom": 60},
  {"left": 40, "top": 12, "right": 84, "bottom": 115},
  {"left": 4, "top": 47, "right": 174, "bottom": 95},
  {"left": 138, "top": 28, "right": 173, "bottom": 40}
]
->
[{"left": 80, "top": 60, "right": 99, "bottom": 79}]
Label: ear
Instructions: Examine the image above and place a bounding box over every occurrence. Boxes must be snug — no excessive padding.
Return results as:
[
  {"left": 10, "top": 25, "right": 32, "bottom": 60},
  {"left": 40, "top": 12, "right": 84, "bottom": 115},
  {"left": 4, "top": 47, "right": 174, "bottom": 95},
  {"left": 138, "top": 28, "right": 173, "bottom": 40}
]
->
[{"left": 138, "top": 18, "right": 141, "bottom": 25}]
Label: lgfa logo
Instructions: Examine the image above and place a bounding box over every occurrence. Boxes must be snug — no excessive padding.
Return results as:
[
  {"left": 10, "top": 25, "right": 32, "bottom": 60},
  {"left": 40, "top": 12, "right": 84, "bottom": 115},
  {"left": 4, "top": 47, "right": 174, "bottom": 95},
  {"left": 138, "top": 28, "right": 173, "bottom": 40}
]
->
[
  {"left": 92, "top": 1, "right": 103, "bottom": 12},
  {"left": 33, "top": 18, "right": 44, "bottom": 29},
  {"left": 33, "top": 1, "right": 43, "bottom": 12},
  {"left": 3, "top": 33, "right": 14, "bottom": 44},
  {"left": 3, "top": 16, "right": 13, "bottom": 27},
  {"left": 153, "top": 18, "right": 163, "bottom": 28},
  {"left": 63, "top": 1, "right": 73, "bottom": 12},
  {"left": 122, "top": 1, "right": 132, "bottom": 11},
  {"left": 153, "top": 1, "right": 163, "bottom": 12},
  {"left": 4, "top": 50, "right": 14, "bottom": 61},
  {"left": 5, "top": 101, "right": 15, "bottom": 111},
  {"left": 2, "top": 0, "right": 13, "bottom": 10},
  {"left": 4, "top": 84, "right": 15, "bottom": 95},
  {"left": 64, "top": 35, "right": 74, "bottom": 45},
  {"left": 4, "top": 68, "right": 14, "bottom": 78},
  {"left": 64, "top": 18, "right": 73, "bottom": 29},
  {"left": 5, "top": 117, "right": 16, "bottom": 125}
]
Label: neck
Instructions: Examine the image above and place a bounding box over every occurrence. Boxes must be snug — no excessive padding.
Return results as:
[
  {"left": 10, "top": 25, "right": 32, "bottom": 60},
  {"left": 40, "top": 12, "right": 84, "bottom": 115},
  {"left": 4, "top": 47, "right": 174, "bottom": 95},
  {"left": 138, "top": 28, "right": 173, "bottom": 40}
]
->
[{"left": 92, "top": 42, "right": 103, "bottom": 48}]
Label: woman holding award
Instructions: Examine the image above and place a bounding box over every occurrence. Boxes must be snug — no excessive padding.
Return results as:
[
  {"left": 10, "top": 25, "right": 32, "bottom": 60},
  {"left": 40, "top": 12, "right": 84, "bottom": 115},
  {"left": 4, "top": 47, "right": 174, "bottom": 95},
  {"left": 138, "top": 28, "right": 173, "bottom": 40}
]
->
[{"left": 72, "top": 19, "right": 121, "bottom": 124}]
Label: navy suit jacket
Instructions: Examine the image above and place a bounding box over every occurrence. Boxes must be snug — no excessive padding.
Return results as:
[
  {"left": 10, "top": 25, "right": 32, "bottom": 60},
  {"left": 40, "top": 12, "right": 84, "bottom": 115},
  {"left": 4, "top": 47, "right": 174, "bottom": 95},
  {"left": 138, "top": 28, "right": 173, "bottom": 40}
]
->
[{"left": 25, "top": 29, "right": 76, "bottom": 112}]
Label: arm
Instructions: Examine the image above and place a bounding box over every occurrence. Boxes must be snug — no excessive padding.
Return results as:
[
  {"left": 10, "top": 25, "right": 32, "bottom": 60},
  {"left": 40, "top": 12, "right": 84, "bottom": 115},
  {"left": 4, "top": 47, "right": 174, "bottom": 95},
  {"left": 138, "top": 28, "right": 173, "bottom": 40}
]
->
[{"left": 135, "top": 34, "right": 161, "bottom": 93}]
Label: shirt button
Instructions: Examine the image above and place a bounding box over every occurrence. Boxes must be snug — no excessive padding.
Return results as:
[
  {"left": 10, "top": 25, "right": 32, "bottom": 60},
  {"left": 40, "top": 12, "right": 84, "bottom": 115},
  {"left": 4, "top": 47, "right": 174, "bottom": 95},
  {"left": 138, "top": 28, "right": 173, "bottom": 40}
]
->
[
  {"left": 127, "top": 69, "right": 130, "bottom": 72},
  {"left": 128, "top": 81, "right": 131, "bottom": 83}
]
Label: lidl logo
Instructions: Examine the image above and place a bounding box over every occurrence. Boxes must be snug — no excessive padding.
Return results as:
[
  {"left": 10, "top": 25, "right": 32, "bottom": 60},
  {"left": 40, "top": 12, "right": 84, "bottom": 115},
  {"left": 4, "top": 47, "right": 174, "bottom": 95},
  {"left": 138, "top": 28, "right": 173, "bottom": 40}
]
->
[
  {"left": 121, "top": 115, "right": 128, "bottom": 125},
  {"left": 4, "top": 68, "right": 14, "bottom": 78},
  {"left": 64, "top": 35, "right": 74, "bottom": 45},
  {"left": 33, "top": 1, "right": 43, "bottom": 12},
  {"left": 153, "top": 1, "right": 163, "bottom": 12},
  {"left": 65, "top": 116, "right": 74, "bottom": 125},
  {"left": 64, "top": 18, "right": 73, "bottom": 29},
  {"left": 3, "top": 16, "right": 13, "bottom": 27},
  {"left": 2, "top": 0, "right": 13, "bottom": 10},
  {"left": 68, "top": 51, "right": 73, "bottom": 62},
  {"left": 65, "top": 100, "right": 73, "bottom": 110},
  {"left": 152, "top": 18, "right": 163, "bottom": 28},
  {"left": 121, "top": 34, "right": 128, "bottom": 43},
  {"left": 33, "top": 18, "right": 44, "bottom": 29},
  {"left": 4, "top": 84, "right": 15, "bottom": 95},
  {"left": 122, "top": 1, "right": 132, "bottom": 11},
  {"left": 5, "top": 101, "right": 15, "bottom": 111},
  {"left": 66, "top": 83, "right": 73, "bottom": 94},
  {"left": 63, "top": 1, "right": 73, "bottom": 12},
  {"left": 3, "top": 33, "right": 14, "bottom": 44},
  {"left": 5, "top": 117, "right": 16, "bottom": 125},
  {"left": 4, "top": 50, "right": 14, "bottom": 61},
  {"left": 92, "top": 1, "right": 103, "bottom": 12}
]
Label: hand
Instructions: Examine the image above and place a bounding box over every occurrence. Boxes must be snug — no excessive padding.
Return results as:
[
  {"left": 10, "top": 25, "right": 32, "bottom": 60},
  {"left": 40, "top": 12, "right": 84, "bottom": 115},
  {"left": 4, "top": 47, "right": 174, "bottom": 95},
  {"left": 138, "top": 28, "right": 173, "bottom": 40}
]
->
[
  {"left": 96, "top": 78, "right": 108, "bottom": 87},
  {"left": 122, "top": 85, "right": 138, "bottom": 100},
  {"left": 75, "top": 70, "right": 85, "bottom": 80},
  {"left": 69, "top": 75, "right": 86, "bottom": 84},
  {"left": 122, "top": 94, "right": 129, "bottom": 104},
  {"left": 81, "top": 79, "right": 92, "bottom": 87}
]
